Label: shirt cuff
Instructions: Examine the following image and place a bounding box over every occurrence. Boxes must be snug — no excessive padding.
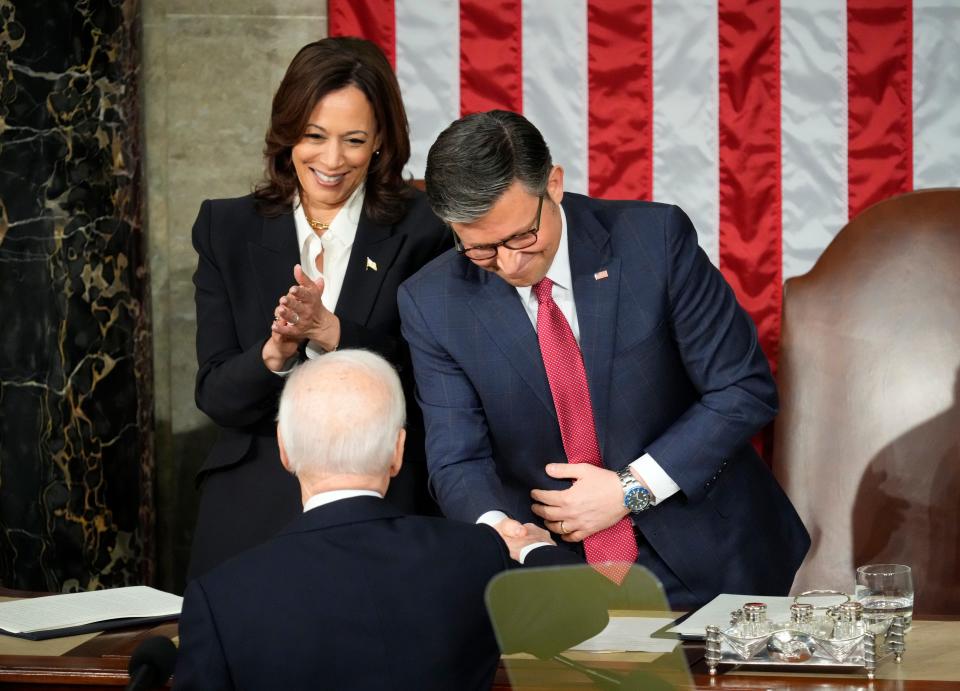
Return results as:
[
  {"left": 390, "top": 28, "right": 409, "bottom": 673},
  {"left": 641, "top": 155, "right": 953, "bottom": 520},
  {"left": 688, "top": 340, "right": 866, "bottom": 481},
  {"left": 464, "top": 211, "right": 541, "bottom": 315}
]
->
[
  {"left": 476, "top": 510, "right": 509, "bottom": 526},
  {"left": 518, "top": 543, "right": 553, "bottom": 564},
  {"left": 629, "top": 453, "right": 681, "bottom": 505},
  {"left": 305, "top": 341, "right": 325, "bottom": 360},
  {"left": 270, "top": 355, "right": 300, "bottom": 377}
]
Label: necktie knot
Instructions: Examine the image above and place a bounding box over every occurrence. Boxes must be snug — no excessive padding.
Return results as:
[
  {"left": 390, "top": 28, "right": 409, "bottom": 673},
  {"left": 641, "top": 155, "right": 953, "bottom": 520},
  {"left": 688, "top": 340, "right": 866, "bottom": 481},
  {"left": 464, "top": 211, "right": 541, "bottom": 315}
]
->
[{"left": 533, "top": 277, "right": 554, "bottom": 304}]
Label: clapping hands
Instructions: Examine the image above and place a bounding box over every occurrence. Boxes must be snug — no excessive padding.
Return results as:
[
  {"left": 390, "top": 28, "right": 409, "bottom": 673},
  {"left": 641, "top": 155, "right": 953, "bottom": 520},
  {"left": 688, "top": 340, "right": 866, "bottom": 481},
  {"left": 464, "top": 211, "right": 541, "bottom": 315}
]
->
[{"left": 271, "top": 264, "right": 341, "bottom": 352}]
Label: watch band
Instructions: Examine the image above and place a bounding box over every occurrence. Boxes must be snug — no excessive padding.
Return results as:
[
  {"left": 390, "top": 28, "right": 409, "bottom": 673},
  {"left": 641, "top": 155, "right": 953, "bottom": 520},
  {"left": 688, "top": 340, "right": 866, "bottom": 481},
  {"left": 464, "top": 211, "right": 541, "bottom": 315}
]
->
[{"left": 617, "top": 467, "right": 642, "bottom": 493}]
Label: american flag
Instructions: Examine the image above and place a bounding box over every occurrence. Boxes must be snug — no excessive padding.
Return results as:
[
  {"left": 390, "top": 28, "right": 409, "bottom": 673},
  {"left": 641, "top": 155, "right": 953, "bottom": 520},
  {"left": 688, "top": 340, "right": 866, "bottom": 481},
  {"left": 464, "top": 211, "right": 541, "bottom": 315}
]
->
[{"left": 329, "top": 0, "right": 960, "bottom": 371}]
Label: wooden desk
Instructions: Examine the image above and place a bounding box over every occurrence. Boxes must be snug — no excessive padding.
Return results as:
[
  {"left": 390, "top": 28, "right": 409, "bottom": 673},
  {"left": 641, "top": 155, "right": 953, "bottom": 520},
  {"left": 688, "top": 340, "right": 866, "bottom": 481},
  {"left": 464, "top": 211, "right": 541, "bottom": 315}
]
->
[
  {"left": 0, "top": 621, "right": 177, "bottom": 690},
  {"left": 5, "top": 629, "right": 954, "bottom": 690},
  {"left": 0, "top": 588, "right": 175, "bottom": 690},
  {"left": 494, "top": 618, "right": 960, "bottom": 690},
  {"left": 495, "top": 651, "right": 960, "bottom": 690},
  {"left": 1, "top": 593, "right": 955, "bottom": 690}
]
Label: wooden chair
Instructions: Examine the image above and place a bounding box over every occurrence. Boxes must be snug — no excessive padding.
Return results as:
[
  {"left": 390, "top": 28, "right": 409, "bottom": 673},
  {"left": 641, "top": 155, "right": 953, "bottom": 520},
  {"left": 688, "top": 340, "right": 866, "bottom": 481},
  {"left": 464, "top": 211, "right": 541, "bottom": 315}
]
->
[{"left": 773, "top": 189, "right": 960, "bottom": 615}]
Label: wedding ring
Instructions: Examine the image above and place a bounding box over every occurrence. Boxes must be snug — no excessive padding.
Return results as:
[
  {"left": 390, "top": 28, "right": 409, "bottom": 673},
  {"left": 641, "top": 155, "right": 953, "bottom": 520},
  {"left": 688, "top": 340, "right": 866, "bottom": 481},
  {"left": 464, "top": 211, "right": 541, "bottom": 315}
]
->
[
  {"left": 290, "top": 312, "right": 300, "bottom": 325},
  {"left": 560, "top": 520, "right": 567, "bottom": 535}
]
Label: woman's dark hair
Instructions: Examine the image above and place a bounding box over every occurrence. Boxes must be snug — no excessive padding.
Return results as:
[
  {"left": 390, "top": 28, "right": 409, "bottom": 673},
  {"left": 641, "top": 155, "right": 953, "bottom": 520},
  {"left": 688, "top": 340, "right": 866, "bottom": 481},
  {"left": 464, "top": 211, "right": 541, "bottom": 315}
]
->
[{"left": 254, "top": 37, "right": 412, "bottom": 223}]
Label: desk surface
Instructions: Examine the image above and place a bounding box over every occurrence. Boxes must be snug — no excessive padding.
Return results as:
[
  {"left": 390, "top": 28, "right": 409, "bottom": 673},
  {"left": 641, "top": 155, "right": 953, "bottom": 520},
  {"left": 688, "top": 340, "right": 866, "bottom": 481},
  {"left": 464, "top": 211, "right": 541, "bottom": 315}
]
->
[
  {"left": 496, "top": 645, "right": 960, "bottom": 690},
  {"left": 495, "top": 618, "right": 960, "bottom": 690},
  {"left": 0, "top": 622, "right": 178, "bottom": 689},
  {"left": 4, "top": 625, "right": 956, "bottom": 690},
  {"left": 1, "top": 588, "right": 956, "bottom": 690}
]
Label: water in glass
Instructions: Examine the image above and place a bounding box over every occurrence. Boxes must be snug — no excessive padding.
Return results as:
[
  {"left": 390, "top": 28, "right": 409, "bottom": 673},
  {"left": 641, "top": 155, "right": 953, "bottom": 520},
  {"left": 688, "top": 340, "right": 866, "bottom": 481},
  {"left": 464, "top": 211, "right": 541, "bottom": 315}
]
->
[{"left": 855, "top": 563, "right": 914, "bottom": 631}]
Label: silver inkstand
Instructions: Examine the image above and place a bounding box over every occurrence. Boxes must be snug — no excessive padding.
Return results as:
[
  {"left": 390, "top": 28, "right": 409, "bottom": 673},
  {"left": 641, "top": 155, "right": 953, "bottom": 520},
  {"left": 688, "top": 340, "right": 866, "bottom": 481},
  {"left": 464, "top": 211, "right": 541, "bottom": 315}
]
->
[{"left": 704, "top": 591, "right": 907, "bottom": 679}]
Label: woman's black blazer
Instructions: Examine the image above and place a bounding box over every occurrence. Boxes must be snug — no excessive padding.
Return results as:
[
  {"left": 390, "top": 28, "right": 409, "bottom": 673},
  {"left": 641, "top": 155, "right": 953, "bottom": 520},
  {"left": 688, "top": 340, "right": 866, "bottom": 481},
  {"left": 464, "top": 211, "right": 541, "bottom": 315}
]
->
[{"left": 188, "top": 188, "right": 450, "bottom": 576}]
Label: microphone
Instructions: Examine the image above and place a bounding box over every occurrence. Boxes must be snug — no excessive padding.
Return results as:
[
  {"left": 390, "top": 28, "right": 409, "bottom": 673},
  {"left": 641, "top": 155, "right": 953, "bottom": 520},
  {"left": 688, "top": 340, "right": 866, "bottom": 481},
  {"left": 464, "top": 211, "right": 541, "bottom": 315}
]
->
[{"left": 126, "top": 636, "right": 177, "bottom": 691}]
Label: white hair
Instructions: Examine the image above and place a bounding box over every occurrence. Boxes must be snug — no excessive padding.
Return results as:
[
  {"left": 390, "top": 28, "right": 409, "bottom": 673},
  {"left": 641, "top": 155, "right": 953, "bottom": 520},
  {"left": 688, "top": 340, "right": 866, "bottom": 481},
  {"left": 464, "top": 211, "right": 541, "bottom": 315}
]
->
[{"left": 277, "top": 350, "right": 406, "bottom": 477}]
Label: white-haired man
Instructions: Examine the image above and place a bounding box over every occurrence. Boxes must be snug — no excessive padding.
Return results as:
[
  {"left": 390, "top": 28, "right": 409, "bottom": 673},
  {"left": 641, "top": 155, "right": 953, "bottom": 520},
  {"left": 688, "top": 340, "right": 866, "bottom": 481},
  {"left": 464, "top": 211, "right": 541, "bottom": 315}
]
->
[{"left": 174, "top": 350, "right": 575, "bottom": 691}]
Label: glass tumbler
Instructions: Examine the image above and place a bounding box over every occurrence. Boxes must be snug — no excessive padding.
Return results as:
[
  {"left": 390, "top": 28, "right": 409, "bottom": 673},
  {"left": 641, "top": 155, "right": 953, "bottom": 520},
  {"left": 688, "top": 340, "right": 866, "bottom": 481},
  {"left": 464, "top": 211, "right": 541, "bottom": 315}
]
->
[{"left": 855, "top": 563, "right": 914, "bottom": 631}]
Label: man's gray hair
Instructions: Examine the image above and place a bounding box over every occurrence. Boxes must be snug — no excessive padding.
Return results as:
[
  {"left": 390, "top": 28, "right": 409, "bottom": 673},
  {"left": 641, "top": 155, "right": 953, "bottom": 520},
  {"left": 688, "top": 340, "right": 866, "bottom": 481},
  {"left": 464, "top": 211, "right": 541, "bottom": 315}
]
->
[
  {"left": 424, "top": 110, "right": 552, "bottom": 224},
  {"left": 277, "top": 350, "right": 406, "bottom": 477}
]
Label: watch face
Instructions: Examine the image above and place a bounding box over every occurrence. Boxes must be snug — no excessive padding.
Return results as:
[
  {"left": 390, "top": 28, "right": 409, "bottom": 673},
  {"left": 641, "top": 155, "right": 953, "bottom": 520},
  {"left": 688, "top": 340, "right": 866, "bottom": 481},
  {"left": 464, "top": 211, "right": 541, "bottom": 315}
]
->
[{"left": 625, "top": 486, "right": 651, "bottom": 512}]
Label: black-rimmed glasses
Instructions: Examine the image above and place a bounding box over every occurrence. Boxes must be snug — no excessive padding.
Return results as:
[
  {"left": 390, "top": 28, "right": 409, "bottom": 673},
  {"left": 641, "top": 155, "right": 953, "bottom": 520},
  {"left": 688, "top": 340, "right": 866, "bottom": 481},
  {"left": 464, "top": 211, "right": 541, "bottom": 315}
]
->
[{"left": 454, "top": 195, "right": 544, "bottom": 261}]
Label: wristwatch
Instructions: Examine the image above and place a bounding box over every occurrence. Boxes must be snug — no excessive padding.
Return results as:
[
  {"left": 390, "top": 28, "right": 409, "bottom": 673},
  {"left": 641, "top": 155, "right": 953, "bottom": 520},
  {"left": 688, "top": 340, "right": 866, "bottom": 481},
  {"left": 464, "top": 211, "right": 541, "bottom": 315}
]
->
[{"left": 617, "top": 468, "right": 652, "bottom": 514}]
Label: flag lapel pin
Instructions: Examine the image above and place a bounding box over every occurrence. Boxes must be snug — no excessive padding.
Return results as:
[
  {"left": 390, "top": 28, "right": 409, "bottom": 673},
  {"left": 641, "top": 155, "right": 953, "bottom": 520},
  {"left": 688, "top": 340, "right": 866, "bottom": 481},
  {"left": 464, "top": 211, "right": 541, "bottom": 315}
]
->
[
  {"left": 366, "top": 257, "right": 378, "bottom": 271},
  {"left": 594, "top": 269, "right": 608, "bottom": 280}
]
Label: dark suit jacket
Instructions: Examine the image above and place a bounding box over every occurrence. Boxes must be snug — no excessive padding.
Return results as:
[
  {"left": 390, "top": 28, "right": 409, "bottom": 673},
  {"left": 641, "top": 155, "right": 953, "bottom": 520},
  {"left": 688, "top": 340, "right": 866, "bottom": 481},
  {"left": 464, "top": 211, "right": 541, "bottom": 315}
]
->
[
  {"left": 188, "top": 189, "right": 449, "bottom": 578},
  {"left": 173, "top": 497, "right": 579, "bottom": 691},
  {"left": 398, "top": 194, "right": 810, "bottom": 605}
]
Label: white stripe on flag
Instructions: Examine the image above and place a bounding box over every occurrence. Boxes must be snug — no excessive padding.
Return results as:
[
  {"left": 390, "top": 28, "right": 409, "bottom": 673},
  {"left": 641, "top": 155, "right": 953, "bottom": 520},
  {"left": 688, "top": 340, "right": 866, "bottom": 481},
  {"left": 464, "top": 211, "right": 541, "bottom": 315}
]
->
[
  {"left": 522, "top": 0, "right": 589, "bottom": 195},
  {"left": 651, "top": 0, "right": 720, "bottom": 265},
  {"left": 913, "top": 0, "right": 960, "bottom": 189},
  {"left": 780, "top": 0, "right": 848, "bottom": 280},
  {"left": 395, "top": 0, "right": 459, "bottom": 179}
]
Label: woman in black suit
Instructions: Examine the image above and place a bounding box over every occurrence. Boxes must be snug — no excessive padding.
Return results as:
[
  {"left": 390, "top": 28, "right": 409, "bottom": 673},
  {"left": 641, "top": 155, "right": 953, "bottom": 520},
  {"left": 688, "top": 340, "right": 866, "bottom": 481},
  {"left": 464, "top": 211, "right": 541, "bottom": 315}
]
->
[{"left": 187, "top": 37, "right": 450, "bottom": 579}]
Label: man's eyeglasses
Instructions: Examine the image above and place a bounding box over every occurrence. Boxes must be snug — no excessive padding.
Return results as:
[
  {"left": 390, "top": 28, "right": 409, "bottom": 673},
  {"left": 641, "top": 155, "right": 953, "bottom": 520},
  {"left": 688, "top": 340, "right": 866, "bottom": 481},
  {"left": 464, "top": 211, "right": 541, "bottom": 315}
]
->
[{"left": 454, "top": 195, "right": 544, "bottom": 261}]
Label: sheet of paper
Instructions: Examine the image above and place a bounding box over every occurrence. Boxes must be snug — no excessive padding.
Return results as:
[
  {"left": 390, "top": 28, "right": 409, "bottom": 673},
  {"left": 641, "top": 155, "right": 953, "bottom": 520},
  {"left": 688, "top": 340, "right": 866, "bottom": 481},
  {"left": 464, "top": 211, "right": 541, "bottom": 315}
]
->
[
  {"left": 569, "top": 616, "right": 679, "bottom": 653},
  {"left": 0, "top": 586, "right": 182, "bottom": 634},
  {"left": 668, "top": 593, "right": 849, "bottom": 638}
]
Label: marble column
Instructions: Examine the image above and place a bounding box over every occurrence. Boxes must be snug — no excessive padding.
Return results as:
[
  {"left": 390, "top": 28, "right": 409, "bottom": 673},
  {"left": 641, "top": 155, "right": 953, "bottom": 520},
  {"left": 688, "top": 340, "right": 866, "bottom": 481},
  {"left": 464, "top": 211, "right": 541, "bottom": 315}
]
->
[{"left": 0, "top": 0, "right": 152, "bottom": 590}]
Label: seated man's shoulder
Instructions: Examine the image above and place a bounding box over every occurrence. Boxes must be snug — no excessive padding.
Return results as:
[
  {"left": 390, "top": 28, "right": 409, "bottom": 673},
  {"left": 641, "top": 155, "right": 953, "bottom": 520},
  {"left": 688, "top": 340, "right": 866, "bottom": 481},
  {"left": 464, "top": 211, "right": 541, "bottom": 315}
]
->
[
  {"left": 191, "top": 536, "right": 292, "bottom": 596},
  {"left": 402, "top": 514, "right": 501, "bottom": 542},
  {"left": 399, "top": 516, "right": 508, "bottom": 559}
]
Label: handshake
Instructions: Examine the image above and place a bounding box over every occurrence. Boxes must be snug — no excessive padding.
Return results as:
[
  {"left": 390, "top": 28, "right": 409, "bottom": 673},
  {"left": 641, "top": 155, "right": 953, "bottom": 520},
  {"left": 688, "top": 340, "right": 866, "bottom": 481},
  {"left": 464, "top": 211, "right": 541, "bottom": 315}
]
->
[{"left": 495, "top": 519, "right": 556, "bottom": 562}]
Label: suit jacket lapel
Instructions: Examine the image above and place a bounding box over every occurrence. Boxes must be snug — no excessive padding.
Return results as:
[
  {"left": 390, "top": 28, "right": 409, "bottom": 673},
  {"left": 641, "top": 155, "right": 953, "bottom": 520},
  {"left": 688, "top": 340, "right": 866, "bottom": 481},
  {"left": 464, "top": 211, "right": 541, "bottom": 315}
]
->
[
  {"left": 469, "top": 271, "right": 557, "bottom": 418},
  {"left": 565, "top": 199, "right": 620, "bottom": 461},
  {"left": 249, "top": 212, "right": 300, "bottom": 321},
  {"left": 465, "top": 197, "right": 622, "bottom": 433},
  {"left": 337, "top": 211, "right": 406, "bottom": 325}
]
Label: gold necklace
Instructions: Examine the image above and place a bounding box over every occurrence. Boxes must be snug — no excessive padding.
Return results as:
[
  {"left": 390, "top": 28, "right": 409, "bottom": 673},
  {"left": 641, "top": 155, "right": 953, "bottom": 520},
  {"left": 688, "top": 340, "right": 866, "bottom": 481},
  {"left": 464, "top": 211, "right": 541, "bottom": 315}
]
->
[{"left": 306, "top": 216, "right": 331, "bottom": 232}]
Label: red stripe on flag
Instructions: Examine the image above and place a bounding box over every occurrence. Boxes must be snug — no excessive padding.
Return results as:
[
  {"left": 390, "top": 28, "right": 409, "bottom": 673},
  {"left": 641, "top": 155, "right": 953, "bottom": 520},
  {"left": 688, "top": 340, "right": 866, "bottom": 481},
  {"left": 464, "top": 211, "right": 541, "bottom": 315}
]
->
[
  {"left": 587, "top": 0, "right": 653, "bottom": 200},
  {"left": 718, "top": 0, "right": 782, "bottom": 374},
  {"left": 328, "top": 0, "right": 396, "bottom": 68},
  {"left": 460, "top": 0, "right": 523, "bottom": 114},
  {"left": 847, "top": 0, "right": 913, "bottom": 219}
]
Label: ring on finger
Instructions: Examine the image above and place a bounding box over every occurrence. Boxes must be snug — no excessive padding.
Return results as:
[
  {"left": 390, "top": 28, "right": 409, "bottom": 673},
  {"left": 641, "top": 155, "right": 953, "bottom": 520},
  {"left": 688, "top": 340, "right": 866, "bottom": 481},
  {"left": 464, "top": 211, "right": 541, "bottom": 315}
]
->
[
  {"left": 559, "top": 520, "right": 567, "bottom": 535},
  {"left": 289, "top": 312, "right": 300, "bottom": 325}
]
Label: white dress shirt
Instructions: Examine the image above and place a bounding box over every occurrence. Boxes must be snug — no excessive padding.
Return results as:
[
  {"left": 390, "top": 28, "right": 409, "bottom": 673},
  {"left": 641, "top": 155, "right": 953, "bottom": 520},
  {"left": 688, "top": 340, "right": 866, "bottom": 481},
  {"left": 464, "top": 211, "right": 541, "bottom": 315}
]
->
[
  {"left": 303, "top": 488, "right": 383, "bottom": 513},
  {"left": 271, "top": 186, "right": 365, "bottom": 374},
  {"left": 294, "top": 184, "right": 364, "bottom": 360},
  {"left": 476, "top": 203, "right": 681, "bottom": 529}
]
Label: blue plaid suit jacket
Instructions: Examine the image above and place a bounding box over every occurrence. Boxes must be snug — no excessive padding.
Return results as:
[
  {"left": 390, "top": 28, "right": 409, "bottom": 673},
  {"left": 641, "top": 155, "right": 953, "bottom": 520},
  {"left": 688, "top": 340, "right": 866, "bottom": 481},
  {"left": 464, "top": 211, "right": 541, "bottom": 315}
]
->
[{"left": 399, "top": 193, "right": 809, "bottom": 602}]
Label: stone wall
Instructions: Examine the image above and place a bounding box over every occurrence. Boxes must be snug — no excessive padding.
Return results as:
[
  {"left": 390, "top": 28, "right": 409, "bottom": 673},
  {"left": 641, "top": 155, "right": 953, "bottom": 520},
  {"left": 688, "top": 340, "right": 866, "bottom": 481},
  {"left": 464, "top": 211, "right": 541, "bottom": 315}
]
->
[{"left": 142, "top": 0, "right": 327, "bottom": 592}]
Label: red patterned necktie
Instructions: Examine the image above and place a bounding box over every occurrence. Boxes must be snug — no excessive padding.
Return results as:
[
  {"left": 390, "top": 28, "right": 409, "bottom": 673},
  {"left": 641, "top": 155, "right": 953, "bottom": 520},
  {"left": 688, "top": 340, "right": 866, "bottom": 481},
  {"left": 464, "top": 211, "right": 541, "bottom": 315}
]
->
[{"left": 533, "top": 277, "right": 638, "bottom": 582}]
